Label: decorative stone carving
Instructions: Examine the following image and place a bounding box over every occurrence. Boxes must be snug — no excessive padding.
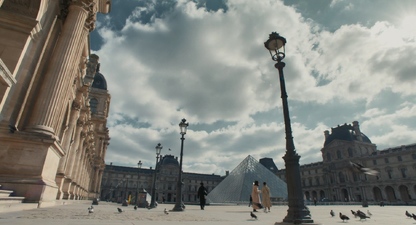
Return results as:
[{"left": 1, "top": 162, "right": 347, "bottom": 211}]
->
[
  {"left": 72, "top": 101, "right": 81, "bottom": 111},
  {"left": 2, "top": 0, "right": 38, "bottom": 18},
  {"left": 69, "top": 0, "right": 97, "bottom": 31},
  {"left": 83, "top": 54, "right": 99, "bottom": 86}
]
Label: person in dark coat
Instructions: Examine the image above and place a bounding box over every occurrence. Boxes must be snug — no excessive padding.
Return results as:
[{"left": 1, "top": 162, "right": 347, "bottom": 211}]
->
[{"left": 198, "top": 182, "right": 208, "bottom": 210}]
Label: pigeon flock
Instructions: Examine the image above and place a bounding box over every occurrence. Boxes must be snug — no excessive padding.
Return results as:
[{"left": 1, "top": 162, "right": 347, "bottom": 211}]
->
[
  {"left": 405, "top": 210, "right": 416, "bottom": 220},
  {"left": 334, "top": 209, "right": 372, "bottom": 222},
  {"left": 88, "top": 203, "right": 416, "bottom": 223}
]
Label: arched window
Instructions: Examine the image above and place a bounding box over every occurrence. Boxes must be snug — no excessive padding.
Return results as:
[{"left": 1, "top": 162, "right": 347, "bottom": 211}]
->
[
  {"left": 337, "top": 150, "right": 342, "bottom": 159},
  {"left": 348, "top": 148, "right": 353, "bottom": 157},
  {"left": 338, "top": 172, "right": 345, "bottom": 183},
  {"left": 326, "top": 153, "right": 332, "bottom": 161},
  {"left": 315, "top": 177, "right": 320, "bottom": 185},
  {"left": 90, "top": 98, "right": 98, "bottom": 114},
  {"left": 353, "top": 173, "right": 358, "bottom": 182}
]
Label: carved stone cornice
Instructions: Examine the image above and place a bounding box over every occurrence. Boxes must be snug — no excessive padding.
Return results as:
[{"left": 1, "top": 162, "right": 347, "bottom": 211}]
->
[
  {"left": 70, "top": 0, "right": 97, "bottom": 31},
  {"left": 2, "top": 0, "right": 38, "bottom": 18}
]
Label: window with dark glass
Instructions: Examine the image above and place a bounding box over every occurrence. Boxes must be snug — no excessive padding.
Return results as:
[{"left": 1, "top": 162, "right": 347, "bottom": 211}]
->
[
  {"left": 327, "top": 153, "right": 332, "bottom": 161},
  {"left": 387, "top": 170, "right": 392, "bottom": 179},
  {"left": 348, "top": 148, "right": 353, "bottom": 157},
  {"left": 337, "top": 150, "right": 342, "bottom": 159},
  {"left": 400, "top": 168, "right": 407, "bottom": 178},
  {"left": 339, "top": 172, "right": 345, "bottom": 183},
  {"left": 90, "top": 98, "right": 98, "bottom": 114}
]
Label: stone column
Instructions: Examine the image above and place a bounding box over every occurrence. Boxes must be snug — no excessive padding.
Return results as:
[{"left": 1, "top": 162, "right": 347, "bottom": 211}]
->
[{"left": 27, "top": 1, "right": 92, "bottom": 135}]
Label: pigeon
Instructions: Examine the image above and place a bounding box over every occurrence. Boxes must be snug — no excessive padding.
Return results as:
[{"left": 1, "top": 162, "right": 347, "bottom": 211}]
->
[
  {"left": 339, "top": 212, "right": 349, "bottom": 222},
  {"left": 350, "top": 161, "right": 379, "bottom": 176},
  {"left": 164, "top": 208, "right": 169, "bottom": 215},
  {"left": 412, "top": 213, "right": 416, "bottom": 220},
  {"left": 250, "top": 212, "right": 258, "bottom": 219},
  {"left": 367, "top": 210, "right": 372, "bottom": 216},
  {"left": 330, "top": 210, "right": 335, "bottom": 217},
  {"left": 351, "top": 210, "right": 357, "bottom": 217},
  {"left": 88, "top": 206, "right": 94, "bottom": 213},
  {"left": 357, "top": 210, "right": 370, "bottom": 220},
  {"left": 134, "top": 205, "right": 137, "bottom": 210},
  {"left": 405, "top": 210, "right": 412, "bottom": 218},
  {"left": 117, "top": 207, "right": 124, "bottom": 213}
]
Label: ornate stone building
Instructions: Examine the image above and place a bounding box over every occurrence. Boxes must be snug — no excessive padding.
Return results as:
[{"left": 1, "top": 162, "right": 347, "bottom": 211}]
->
[
  {"left": 0, "top": 0, "right": 111, "bottom": 207},
  {"left": 276, "top": 121, "right": 416, "bottom": 205},
  {"left": 100, "top": 155, "right": 224, "bottom": 204}
]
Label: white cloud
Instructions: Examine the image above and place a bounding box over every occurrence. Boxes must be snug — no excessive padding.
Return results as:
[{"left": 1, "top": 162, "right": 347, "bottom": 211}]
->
[{"left": 93, "top": 0, "right": 416, "bottom": 174}]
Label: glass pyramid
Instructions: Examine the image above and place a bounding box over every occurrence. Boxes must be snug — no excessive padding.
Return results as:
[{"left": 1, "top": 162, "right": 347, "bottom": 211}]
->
[{"left": 207, "top": 155, "right": 288, "bottom": 203}]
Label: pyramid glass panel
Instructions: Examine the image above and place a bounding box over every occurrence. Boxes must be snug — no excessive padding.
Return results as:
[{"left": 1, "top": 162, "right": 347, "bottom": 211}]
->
[{"left": 207, "top": 155, "right": 288, "bottom": 203}]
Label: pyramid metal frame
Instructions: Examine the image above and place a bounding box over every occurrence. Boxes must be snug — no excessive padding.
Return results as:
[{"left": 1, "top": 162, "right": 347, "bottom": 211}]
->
[{"left": 207, "top": 155, "right": 288, "bottom": 203}]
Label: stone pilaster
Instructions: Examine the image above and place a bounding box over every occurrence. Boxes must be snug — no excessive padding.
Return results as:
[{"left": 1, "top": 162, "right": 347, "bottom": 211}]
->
[
  {"left": 67, "top": 117, "right": 85, "bottom": 176},
  {"left": 57, "top": 101, "right": 82, "bottom": 174},
  {"left": 27, "top": 1, "right": 91, "bottom": 135}
]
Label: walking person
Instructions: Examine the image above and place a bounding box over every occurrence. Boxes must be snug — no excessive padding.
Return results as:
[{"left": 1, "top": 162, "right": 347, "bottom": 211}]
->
[
  {"left": 261, "top": 182, "right": 272, "bottom": 213},
  {"left": 197, "top": 182, "right": 207, "bottom": 210},
  {"left": 251, "top": 181, "right": 262, "bottom": 212}
]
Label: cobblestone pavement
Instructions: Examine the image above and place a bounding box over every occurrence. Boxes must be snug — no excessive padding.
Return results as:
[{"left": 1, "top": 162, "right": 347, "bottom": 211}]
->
[{"left": 0, "top": 201, "right": 414, "bottom": 225}]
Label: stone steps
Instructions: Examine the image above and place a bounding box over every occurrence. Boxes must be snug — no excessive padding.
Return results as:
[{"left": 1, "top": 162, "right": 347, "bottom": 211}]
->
[{"left": 0, "top": 186, "right": 39, "bottom": 213}]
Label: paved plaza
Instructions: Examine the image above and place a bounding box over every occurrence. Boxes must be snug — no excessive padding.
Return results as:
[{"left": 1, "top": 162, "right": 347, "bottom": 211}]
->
[{"left": 0, "top": 201, "right": 415, "bottom": 225}]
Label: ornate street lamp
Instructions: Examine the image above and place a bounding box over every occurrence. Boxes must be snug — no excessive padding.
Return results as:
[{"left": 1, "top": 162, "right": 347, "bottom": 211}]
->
[
  {"left": 135, "top": 160, "right": 142, "bottom": 205},
  {"left": 149, "top": 143, "right": 163, "bottom": 208},
  {"left": 264, "top": 32, "right": 314, "bottom": 224},
  {"left": 172, "top": 118, "right": 189, "bottom": 211}
]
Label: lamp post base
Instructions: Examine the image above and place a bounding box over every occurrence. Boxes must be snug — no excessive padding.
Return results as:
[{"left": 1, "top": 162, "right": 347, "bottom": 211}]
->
[
  {"left": 171, "top": 205, "right": 184, "bottom": 211},
  {"left": 282, "top": 207, "right": 314, "bottom": 224}
]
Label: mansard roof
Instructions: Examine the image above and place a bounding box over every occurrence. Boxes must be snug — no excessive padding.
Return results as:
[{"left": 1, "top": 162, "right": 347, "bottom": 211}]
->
[
  {"left": 259, "top": 157, "right": 278, "bottom": 172},
  {"left": 160, "top": 155, "right": 179, "bottom": 166},
  {"left": 324, "top": 123, "right": 372, "bottom": 147}
]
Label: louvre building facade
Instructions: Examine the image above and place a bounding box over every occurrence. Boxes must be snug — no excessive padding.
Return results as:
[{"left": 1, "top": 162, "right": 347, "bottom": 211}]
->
[
  {"left": 0, "top": 0, "right": 111, "bottom": 207},
  {"left": 100, "top": 155, "right": 224, "bottom": 204},
  {"left": 276, "top": 121, "right": 416, "bottom": 205}
]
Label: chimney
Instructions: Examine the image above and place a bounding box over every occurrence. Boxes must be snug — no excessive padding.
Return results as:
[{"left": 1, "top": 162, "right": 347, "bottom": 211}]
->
[
  {"left": 324, "top": 130, "right": 329, "bottom": 140},
  {"left": 225, "top": 171, "right": 229, "bottom": 176},
  {"left": 352, "top": 121, "right": 363, "bottom": 141}
]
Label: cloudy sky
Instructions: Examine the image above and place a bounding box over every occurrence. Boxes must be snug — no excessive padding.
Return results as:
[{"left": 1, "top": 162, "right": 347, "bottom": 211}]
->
[{"left": 91, "top": 0, "right": 416, "bottom": 175}]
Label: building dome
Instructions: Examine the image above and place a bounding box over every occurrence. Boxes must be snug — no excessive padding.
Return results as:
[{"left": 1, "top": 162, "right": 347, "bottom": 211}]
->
[
  {"left": 92, "top": 72, "right": 107, "bottom": 90},
  {"left": 324, "top": 123, "right": 372, "bottom": 147},
  {"left": 160, "top": 155, "right": 179, "bottom": 166}
]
